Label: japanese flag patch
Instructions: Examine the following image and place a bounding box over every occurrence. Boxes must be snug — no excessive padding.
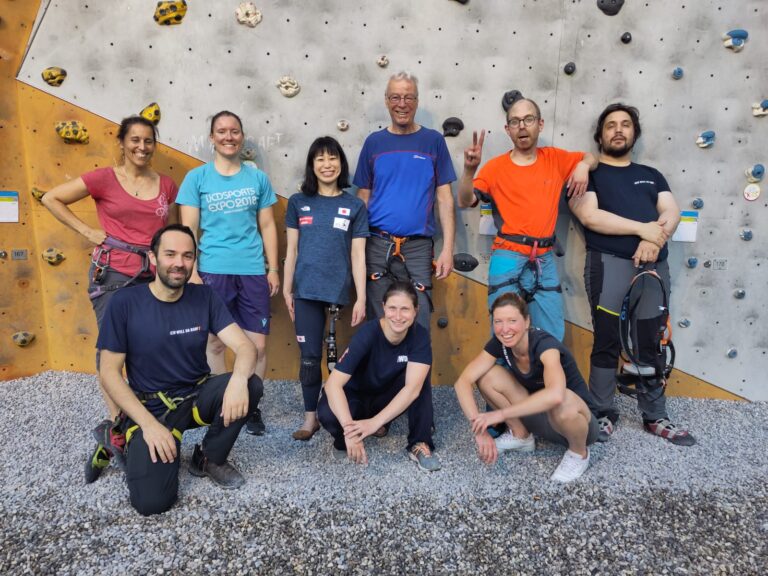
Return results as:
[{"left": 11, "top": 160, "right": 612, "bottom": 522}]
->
[{"left": 338, "top": 207, "right": 351, "bottom": 216}]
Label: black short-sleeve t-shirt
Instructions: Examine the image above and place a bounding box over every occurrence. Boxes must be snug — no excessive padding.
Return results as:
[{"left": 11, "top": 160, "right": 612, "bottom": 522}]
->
[
  {"left": 97, "top": 284, "right": 234, "bottom": 400},
  {"left": 484, "top": 328, "right": 595, "bottom": 411},
  {"left": 334, "top": 319, "right": 432, "bottom": 393},
  {"left": 585, "top": 162, "right": 671, "bottom": 261}
]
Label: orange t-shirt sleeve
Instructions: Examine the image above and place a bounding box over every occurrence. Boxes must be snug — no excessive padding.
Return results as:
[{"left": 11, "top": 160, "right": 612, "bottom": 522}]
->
[{"left": 555, "top": 149, "right": 585, "bottom": 180}]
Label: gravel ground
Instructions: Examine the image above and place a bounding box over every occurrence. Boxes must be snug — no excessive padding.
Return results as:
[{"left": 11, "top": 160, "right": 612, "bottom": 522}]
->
[{"left": 1, "top": 371, "right": 766, "bottom": 575}]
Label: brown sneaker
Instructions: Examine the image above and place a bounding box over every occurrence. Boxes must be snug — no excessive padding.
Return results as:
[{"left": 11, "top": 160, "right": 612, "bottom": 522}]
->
[{"left": 189, "top": 444, "right": 245, "bottom": 489}]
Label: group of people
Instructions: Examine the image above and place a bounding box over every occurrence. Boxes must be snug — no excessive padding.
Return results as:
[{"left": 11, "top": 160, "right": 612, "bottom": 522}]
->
[{"left": 43, "top": 71, "right": 694, "bottom": 516}]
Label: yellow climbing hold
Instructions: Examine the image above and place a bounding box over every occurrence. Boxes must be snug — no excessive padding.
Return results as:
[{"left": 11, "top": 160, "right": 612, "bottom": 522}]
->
[
  {"left": 55, "top": 121, "right": 89, "bottom": 144},
  {"left": 41, "top": 67, "right": 67, "bottom": 87},
  {"left": 31, "top": 187, "right": 47, "bottom": 202},
  {"left": 140, "top": 102, "right": 161, "bottom": 125},
  {"left": 42, "top": 248, "right": 65, "bottom": 266},
  {"left": 12, "top": 331, "right": 36, "bottom": 347},
  {"left": 154, "top": 1, "right": 188, "bottom": 25}
]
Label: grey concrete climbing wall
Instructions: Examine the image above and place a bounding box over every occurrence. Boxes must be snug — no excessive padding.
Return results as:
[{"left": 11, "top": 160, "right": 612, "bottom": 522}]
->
[{"left": 17, "top": 0, "right": 767, "bottom": 399}]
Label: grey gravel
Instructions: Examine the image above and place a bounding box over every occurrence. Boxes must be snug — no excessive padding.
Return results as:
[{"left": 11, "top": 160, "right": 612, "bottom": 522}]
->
[{"left": 1, "top": 371, "right": 766, "bottom": 575}]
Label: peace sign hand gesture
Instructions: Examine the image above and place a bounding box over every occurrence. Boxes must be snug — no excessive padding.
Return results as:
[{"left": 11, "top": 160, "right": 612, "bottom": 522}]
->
[{"left": 464, "top": 130, "right": 486, "bottom": 171}]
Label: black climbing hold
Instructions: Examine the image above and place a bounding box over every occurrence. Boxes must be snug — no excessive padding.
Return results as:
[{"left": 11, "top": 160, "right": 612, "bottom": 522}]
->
[
  {"left": 437, "top": 317, "right": 449, "bottom": 329},
  {"left": 691, "top": 198, "right": 704, "bottom": 209},
  {"left": 621, "top": 32, "right": 632, "bottom": 44},
  {"left": 442, "top": 117, "right": 464, "bottom": 137},
  {"left": 597, "top": 0, "right": 624, "bottom": 16},
  {"left": 453, "top": 253, "right": 479, "bottom": 272},
  {"left": 564, "top": 62, "right": 576, "bottom": 75},
  {"left": 452, "top": 0, "right": 470, "bottom": 4},
  {"left": 501, "top": 90, "right": 524, "bottom": 112}
]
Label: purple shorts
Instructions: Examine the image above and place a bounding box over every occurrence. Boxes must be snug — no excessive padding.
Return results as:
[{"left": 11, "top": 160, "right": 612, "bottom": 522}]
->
[{"left": 200, "top": 272, "right": 271, "bottom": 335}]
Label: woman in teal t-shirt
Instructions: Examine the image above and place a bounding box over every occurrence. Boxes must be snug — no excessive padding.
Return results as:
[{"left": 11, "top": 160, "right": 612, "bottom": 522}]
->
[{"left": 178, "top": 110, "right": 279, "bottom": 435}]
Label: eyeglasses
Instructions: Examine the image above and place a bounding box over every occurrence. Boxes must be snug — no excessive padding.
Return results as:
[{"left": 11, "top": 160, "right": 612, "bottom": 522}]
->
[
  {"left": 507, "top": 115, "right": 539, "bottom": 128},
  {"left": 387, "top": 94, "right": 418, "bottom": 104}
]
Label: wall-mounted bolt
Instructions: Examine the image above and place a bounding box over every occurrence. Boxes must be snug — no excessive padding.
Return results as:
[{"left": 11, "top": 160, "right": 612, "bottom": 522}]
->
[
  {"left": 726, "top": 348, "right": 738, "bottom": 359},
  {"left": 686, "top": 257, "right": 698, "bottom": 268},
  {"left": 733, "top": 289, "right": 746, "bottom": 299},
  {"left": 740, "top": 229, "right": 753, "bottom": 241},
  {"left": 691, "top": 198, "right": 704, "bottom": 209},
  {"left": 677, "top": 318, "right": 691, "bottom": 328}
]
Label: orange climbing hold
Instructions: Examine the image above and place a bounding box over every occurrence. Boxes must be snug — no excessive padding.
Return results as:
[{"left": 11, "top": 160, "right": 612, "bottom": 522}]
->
[{"left": 154, "top": 1, "right": 188, "bottom": 26}]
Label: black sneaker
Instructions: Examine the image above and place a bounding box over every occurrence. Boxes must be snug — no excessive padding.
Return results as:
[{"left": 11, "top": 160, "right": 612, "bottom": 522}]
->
[
  {"left": 92, "top": 418, "right": 127, "bottom": 472},
  {"left": 189, "top": 444, "right": 245, "bottom": 489},
  {"left": 245, "top": 408, "right": 265, "bottom": 436},
  {"left": 84, "top": 444, "right": 111, "bottom": 484}
]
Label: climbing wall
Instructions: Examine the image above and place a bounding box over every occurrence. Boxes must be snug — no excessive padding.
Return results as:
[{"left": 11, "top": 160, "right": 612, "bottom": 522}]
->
[{"left": 9, "top": 0, "right": 765, "bottom": 398}]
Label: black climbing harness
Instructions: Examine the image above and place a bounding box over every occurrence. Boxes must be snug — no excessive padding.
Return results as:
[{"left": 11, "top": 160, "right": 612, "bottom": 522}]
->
[
  {"left": 487, "top": 234, "right": 563, "bottom": 303},
  {"left": 368, "top": 228, "right": 434, "bottom": 312},
  {"left": 616, "top": 267, "right": 675, "bottom": 402},
  {"left": 89, "top": 236, "right": 153, "bottom": 300}
]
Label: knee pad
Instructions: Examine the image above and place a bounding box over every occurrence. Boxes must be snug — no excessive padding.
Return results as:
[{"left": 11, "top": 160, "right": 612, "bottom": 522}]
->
[{"left": 299, "top": 357, "right": 322, "bottom": 387}]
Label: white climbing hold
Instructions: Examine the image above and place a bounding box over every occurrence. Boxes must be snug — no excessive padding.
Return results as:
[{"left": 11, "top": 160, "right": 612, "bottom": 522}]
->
[
  {"left": 236, "top": 2, "right": 262, "bottom": 27},
  {"left": 376, "top": 55, "right": 389, "bottom": 68},
  {"left": 722, "top": 29, "right": 748, "bottom": 52},
  {"left": 745, "top": 164, "right": 764, "bottom": 183},
  {"left": 743, "top": 183, "right": 761, "bottom": 201},
  {"left": 336, "top": 120, "right": 350, "bottom": 132},
  {"left": 276, "top": 76, "right": 300, "bottom": 98},
  {"left": 695, "top": 130, "right": 715, "bottom": 149}
]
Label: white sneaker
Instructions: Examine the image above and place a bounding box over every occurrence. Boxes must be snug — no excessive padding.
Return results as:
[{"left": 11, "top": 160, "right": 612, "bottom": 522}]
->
[
  {"left": 550, "top": 449, "right": 590, "bottom": 483},
  {"left": 494, "top": 430, "right": 535, "bottom": 453}
]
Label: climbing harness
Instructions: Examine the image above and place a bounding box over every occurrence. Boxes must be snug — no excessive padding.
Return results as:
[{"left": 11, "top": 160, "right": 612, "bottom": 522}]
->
[
  {"left": 487, "top": 234, "right": 563, "bottom": 303},
  {"left": 368, "top": 228, "right": 434, "bottom": 312},
  {"left": 89, "top": 236, "right": 152, "bottom": 300},
  {"left": 616, "top": 267, "right": 675, "bottom": 402},
  {"left": 326, "top": 304, "right": 340, "bottom": 371},
  {"left": 124, "top": 374, "right": 210, "bottom": 445}
]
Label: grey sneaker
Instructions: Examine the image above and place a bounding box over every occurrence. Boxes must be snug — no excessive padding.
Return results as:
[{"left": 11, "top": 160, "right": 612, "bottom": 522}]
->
[
  {"left": 408, "top": 442, "right": 441, "bottom": 472},
  {"left": 245, "top": 408, "right": 265, "bottom": 436},
  {"left": 494, "top": 430, "right": 535, "bottom": 453},
  {"left": 189, "top": 444, "right": 245, "bottom": 489}
]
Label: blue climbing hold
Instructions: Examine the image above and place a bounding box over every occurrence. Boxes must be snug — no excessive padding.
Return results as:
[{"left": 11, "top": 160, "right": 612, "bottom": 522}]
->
[
  {"left": 696, "top": 131, "right": 716, "bottom": 148},
  {"left": 691, "top": 198, "right": 704, "bottom": 209},
  {"left": 686, "top": 257, "right": 698, "bottom": 269},
  {"left": 723, "top": 30, "right": 748, "bottom": 52},
  {"left": 672, "top": 67, "right": 684, "bottom": 80},
  {"left": 725, "top": 29, "right": 749, "bottom": 40},
  {"left": 740, "top": 229, "right": 753, "bottom": 241},
  {"left": 746, "top": 164, "right": 764, "bottom": 183}
]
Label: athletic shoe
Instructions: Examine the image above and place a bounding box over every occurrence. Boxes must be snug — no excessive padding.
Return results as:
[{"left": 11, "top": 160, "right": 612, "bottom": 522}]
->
[
  {"left": 91, "top": 419, "right": 127, "bottom": 471},
  {"left": 494, "top": 430, "right": 535, "bottom": 453},
  {"left": 408, "top": 443, "right": 442, "bottom": 472},
  {"left": 245, "top": 408, "right": 265, "bottom": 436},
  {"left": 644, "top": 418, "right": 697, "bottom": 446},
  {"left": 597, "top": 416, "right": 615, "bottom": 443},
  {"left": 189, "top": 444, "right": 245, "bottom": 489},
  {"left": 551, "top": 449, "right": 590, "bottom": 483},
  {"left": 84, "top": 444, "right": 111, "bottom": 484}
]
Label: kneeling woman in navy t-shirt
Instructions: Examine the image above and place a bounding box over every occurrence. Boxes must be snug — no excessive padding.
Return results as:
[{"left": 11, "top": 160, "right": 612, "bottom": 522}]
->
[
  {"left": 454, "top": 292, "right": 599, "bottom": 483},
  {"left": 317, "top": 281, "right": 441, "bottom": 472}
]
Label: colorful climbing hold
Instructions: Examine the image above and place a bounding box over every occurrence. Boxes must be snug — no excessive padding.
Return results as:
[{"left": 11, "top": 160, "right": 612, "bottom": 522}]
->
[
  {"left": 336, "top": 119, "right": 350, "bottom": 132},
  {"left": 41, "top": 67, "right": 67, "bottom": 87},
  {"left": 621, "top": 32, "right": 632, "bottom": 44},
  {"left": 12, "top": 331, "right": 35, "bottom": 347},
  {"left": 677, "top": 319, "right": 691, "bottom": 328},
  {"left": 686, "top": 257, "right": 698, "bottom": 269},
  {"left": 722, "top": 29, "right": 748, "bottom": 52},
  {"left": 745, "top": 164, "right": 764, "bottom": 183},
  {"left": 752, "top": 100, "right": 768, "bottom": 117},
  {"left": 743, "top": 183, "right": 761, "bottom": 201},
  {"left": 377, "top": 55, "right": 390, "bottom": 68},
  {"left": 41, "top": 248, "right": 65, "bottom": 266},
  {"left": 140, "top": 102, "right": 161, "bottom": 125},
  {"left": 501, "top": 90, "right": 523, "bottom": 112},
  {"left": 55, "top": 121, "right": 89, "bottom": 144},
  {"left": 442, "top": 117, "right": 464, "bottom": 137},
  {"left": 672, "top": 67, "right": 684, "bottom": 80},
  {"left": 691, "top": 198, "right": 704, "bottom": 209},
  {"left": 236, "top": 2, "right": 262, "bottom": 27},
  {"left": 31, "top": 187, "right": 47, "bottom": 202},
  {"left": 564, "top": 62, "right": 576, "bottom": 75},
  {"left": 726, "top": 348, "right": 738, "bottom": 359},
  {"left": 695, "top": 130, "right": 715, "bottom": 149},
  {"left": 739, "top": 229, "right": 753, "bottom": 241},
  {"left": 276, "top": 76, "right": 300, "bottom": 98},
  {"left": 597, "top": 0, "right": 624, "bottom": 16},
  {"left": 154, "top": 1, "right": 187, "bottom": 25}
]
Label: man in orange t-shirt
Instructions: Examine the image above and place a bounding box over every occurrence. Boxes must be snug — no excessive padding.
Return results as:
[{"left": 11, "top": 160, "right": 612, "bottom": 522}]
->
[{"left": 458, "top": 98, "right": 597, "bottom": 340}]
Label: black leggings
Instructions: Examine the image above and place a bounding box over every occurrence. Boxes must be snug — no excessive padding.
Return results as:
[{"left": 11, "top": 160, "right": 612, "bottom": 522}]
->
[{"left": 293, "top": 298, "right": 333, "bottom": 411}]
